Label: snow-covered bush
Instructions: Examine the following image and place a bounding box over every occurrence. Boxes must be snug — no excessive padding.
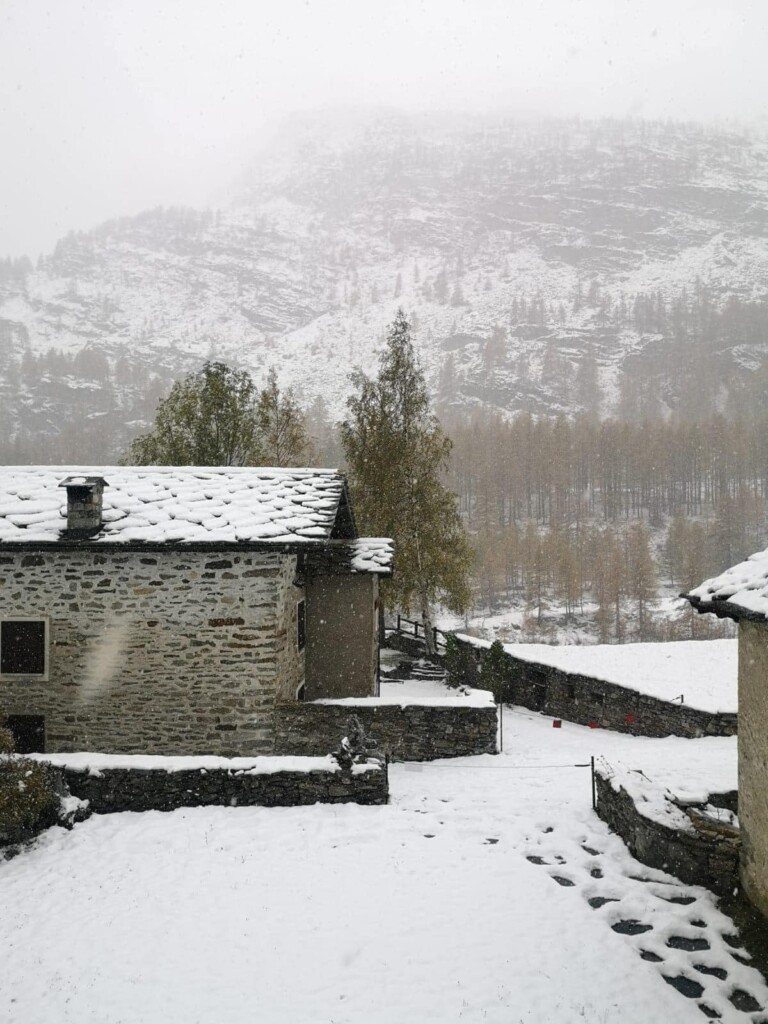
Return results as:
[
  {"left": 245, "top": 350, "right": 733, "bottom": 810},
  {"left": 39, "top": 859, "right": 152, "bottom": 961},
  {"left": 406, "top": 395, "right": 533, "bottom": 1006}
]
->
[{"left": 0, "top": 717, "right": 59, "bottom": 848}]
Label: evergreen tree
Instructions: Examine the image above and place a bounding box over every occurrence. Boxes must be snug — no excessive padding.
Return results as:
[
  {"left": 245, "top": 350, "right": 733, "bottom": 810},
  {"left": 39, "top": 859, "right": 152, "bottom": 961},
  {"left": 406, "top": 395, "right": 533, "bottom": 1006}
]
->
[
  {"left": 341, "top": 310, "right": 473, "bottom": 653},
  {"left": 480, "top": 639, "right": 511, "bottom": 703},
  {"left": 444, "top": 633, "right": 479, "bottom": 689}
]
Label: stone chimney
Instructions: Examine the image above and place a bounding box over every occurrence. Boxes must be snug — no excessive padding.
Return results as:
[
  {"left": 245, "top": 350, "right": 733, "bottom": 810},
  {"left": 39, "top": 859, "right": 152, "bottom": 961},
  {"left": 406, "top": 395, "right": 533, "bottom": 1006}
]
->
[{"left": 59, "top": 476, "right": 109, "bottom": 535}]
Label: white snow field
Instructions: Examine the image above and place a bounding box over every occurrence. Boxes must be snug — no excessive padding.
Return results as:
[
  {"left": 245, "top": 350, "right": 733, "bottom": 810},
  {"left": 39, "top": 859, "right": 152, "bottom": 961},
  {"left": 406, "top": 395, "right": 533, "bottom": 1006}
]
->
[{"left": 1, "top": 706, "right": 763, "bottom": 1024}]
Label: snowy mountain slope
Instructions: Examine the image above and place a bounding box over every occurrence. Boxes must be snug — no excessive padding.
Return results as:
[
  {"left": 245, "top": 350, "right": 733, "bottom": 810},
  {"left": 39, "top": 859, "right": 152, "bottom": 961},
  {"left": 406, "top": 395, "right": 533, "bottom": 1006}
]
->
[{"left": 3, "top": 112, "right": 768, "bottom": 458}]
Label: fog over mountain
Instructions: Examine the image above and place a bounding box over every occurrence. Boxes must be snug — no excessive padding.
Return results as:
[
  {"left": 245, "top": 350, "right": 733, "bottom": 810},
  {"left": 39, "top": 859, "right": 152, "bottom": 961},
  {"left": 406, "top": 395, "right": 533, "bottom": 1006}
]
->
[{"left": 1, "top": 111, "right": 768, "bottom": 460}]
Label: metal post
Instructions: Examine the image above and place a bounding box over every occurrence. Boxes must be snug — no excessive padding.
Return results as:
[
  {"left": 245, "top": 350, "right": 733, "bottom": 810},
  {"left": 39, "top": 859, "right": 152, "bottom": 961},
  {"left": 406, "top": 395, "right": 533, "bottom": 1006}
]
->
[
  {"left": 397, "top": 613, "right": 401, "bottom": 633},
  {"left": 498, "top": 702, "right": 503, "bottom": 752},
  {"left": 591, "top": 755, "right": 596, "bottom": 811}
]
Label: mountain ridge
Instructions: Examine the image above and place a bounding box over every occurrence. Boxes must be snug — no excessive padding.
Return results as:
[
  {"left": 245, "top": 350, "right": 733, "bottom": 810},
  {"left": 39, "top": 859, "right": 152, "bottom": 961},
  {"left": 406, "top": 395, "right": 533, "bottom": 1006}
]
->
[{"left": 2, "top": 112, "right": 768, "bottom": 460}]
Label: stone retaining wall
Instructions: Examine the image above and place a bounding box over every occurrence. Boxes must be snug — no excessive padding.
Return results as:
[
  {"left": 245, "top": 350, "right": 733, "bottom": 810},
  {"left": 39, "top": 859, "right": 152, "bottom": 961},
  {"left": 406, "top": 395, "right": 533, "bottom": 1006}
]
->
[
  {"left": 595, "top": 770, "right": 739, "bottom": 896},
  {"left": 274, "top": 701, "right": 498, "bottom": 761},
  {"left": 59, "top": 759, "right": 388, "bottom": 813},
  {"left": 453, "top": 637, "right": 736, "bottom": 739}
]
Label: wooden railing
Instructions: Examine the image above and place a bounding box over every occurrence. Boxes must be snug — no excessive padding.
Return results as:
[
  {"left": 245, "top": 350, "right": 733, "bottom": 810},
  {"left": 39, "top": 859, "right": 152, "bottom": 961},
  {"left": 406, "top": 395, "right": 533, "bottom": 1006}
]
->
[{"left": 390, "top": 615, "right": 450, "bottom": 652}]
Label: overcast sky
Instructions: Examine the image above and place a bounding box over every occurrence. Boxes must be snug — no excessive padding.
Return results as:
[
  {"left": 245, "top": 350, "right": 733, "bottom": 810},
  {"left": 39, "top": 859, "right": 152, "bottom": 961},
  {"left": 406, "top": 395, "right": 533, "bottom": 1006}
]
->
[{"left": 1, "top": 0, "right": 767, "bottom": 259}]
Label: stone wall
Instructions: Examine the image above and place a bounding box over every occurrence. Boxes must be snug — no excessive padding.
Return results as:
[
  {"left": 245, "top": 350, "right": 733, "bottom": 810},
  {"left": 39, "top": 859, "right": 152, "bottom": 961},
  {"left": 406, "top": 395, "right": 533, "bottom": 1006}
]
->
[
  {"left": 595, "top": 770, "right": 740, "bottom": 896},
  {"left": 736, "top": 620, "right": 768, "bottom": 917},
  {"left": 274, "top": 700, "right": 498, "bottom": 761},
  {"left": 453, "top": 637, "right": 736, "bottom": 739},
  {"left": 0, "top": 548, "right": 305, "bottom": 755},
  {"left": 59, "top": 759, "right": 388, "bottom": 812}
]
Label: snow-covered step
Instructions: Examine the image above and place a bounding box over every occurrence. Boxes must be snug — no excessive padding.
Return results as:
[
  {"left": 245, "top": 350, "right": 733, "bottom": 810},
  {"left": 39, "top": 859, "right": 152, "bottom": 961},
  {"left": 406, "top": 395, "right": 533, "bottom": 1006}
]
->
[{"left": 409, "top": 662, "right": 447, "bottom": 681}]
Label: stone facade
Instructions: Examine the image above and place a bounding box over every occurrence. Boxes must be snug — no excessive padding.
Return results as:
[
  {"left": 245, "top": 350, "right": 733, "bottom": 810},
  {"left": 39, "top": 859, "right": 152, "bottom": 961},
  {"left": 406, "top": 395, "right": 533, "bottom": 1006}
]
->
[
  {"left": 305, "top": 574, "right": 378, "bottom": 699},
  {"left": 452, "top": 637, "right": 736, "bottom": 739},
  {"left": 0, "top": 548, "right": 305, "bottom": 755},
  {"left": 274, "top": 700, "right": 498, "bottom": 761},
  {"left": 737, "top": 620, "right": 768, "bottom": 916},
  {"left": 595, "top": 770, "right": 740, "bottom": 896},
  {"left": 57, "top": 759, "right": 388, "bottom": 812}
]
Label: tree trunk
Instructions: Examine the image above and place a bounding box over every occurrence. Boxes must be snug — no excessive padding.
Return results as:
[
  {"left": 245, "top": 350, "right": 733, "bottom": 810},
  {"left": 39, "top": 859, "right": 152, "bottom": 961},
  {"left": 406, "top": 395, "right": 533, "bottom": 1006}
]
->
[{"left": 420, "top": 587, "right": 435, "bottom": 657}]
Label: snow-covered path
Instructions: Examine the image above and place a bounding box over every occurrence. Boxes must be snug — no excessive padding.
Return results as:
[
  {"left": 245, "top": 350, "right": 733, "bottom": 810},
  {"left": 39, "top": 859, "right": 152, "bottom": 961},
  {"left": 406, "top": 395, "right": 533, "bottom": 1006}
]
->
[{"left": 0, "top": 709, "right": 762, "bottom": 1024}]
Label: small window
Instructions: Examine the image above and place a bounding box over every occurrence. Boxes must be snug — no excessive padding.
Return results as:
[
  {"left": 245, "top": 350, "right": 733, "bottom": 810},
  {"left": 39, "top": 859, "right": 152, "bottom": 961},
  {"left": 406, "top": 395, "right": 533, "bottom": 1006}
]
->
[
  {"left": 0, "top": 619, "right": 48, "bottom": 677},
  {"left": 297, "top": 600, "right": 306, "bottom": 651},
  {"left": 6, "top": 715, "right": 45, "bottom": 754}
]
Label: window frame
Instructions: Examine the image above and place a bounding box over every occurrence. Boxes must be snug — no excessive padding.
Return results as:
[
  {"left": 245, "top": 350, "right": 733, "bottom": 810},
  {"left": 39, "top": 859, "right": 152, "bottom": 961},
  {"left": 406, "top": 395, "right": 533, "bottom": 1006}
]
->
[
  {"left": 0, "top": 617, "right": 50, "bottom": 680},
  {"left": 296, "top": 599, "right": 306, "bottom": 652}
]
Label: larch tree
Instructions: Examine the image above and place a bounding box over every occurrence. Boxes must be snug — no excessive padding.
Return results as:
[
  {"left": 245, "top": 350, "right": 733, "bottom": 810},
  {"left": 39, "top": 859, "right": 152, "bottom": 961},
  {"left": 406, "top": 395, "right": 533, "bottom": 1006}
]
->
[
  {"left": 341, "top": 309, "right": 473, "bottom": 653},
  {"left": 626, "top": 521, "right": 657, "bottom": 640}
]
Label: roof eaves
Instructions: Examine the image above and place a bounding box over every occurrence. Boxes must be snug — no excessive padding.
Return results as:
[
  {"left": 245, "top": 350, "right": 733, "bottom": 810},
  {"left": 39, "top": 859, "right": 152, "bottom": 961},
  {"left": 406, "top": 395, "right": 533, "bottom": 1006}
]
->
[
  {"left": 683, "top": 591, "right": 767, "bottom": 624},
  {"left": 0, "top": 538, "right": 333, "bottom": 554}
]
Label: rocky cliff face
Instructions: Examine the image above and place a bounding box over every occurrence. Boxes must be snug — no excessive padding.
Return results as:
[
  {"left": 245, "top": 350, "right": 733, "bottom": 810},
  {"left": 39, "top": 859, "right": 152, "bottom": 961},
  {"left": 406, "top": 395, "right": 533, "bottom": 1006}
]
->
[{"left": 3, "top": 112, "right": 768, "bottom": 460}]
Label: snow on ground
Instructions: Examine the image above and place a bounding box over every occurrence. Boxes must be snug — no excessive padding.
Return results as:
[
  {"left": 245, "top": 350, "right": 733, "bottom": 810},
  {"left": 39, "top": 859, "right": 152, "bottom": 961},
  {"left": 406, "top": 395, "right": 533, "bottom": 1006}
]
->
[
  {"left": 460, "top": 635, "right": 738, "bottom": 714},
  {"left": 2, "top": 691, "right": 756, "bottom": 1024}
]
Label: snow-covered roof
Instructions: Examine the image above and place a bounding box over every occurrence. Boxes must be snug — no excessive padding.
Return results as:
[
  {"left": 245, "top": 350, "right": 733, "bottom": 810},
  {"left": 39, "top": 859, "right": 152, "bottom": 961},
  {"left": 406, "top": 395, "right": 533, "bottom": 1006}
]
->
[
  {"left": 0, "top": 465, "right": 355, "bottom": 548},
  {"left": 686, "top": 545, "right": 768, "bottom": 622},
  {"left": 304, "top": 536, "right": 394, "bottom": 576},
  {"left": 350, "top": 538, "right": 394, "bottom": 575}
]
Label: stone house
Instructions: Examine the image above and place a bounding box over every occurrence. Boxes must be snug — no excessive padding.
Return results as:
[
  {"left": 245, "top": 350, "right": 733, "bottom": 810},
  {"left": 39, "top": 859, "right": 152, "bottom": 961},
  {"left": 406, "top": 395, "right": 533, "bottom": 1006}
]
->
[
  {"left": 686, "top": 549, "right": 768, "bottom": 917},
  {"left": 0, "top": 466, "right": 393, "bottom": 756}
]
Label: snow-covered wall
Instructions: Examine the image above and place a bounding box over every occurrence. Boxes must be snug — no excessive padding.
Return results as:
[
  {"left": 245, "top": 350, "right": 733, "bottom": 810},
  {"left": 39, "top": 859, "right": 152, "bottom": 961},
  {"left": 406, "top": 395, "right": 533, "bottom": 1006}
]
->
[
  {"left": 595, "top": 767, "right": 739, "bottom": 896},
  {"left": 274, "top": 698, "right": 498, "bottom": 761},
  {"left": 453, "top": 636, "right": 737, "bottom": 739},
  {"left": 50, "top": 755, "right": 388, "bottom": 812},
  {"left": 0, "top": 548, "right": 304, "bottom": 755}
]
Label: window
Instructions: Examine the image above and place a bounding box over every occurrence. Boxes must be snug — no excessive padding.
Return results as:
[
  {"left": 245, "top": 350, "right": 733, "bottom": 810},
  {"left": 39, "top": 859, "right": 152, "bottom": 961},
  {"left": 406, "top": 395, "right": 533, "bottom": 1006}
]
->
[
  {"left": 297, "top": 600, "right": 306, "bottom": 651},
  {"left": 6, "top": 715, "right": 45, "bottom": 754},
  {"left": 0, "top": 619, "right": 48, "bottom": 677}
]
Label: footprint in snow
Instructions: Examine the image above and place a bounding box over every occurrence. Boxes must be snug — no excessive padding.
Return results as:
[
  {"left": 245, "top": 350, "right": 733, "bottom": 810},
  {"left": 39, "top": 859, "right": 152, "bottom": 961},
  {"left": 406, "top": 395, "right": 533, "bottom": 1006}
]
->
[
  {"left": 728, "top": 988, "right": 763, "bottom": 1012},
  {"left": 693, "top": 964, "right": 728, "bottom": 981},
  {"left": 612, "top": 920, "right": 653, "bottom": 936},
  {"left": 589, "top": 896, "right": 620, "bottom": 909},
  {"left": 662, "top": 974, "right": 704, "bottom": 999},
  {"left": 518, "top": 829, "right": 768, "bottom": 1017},
  {"left": 667, "top": 936, "right": 711, "bottom": 952}
]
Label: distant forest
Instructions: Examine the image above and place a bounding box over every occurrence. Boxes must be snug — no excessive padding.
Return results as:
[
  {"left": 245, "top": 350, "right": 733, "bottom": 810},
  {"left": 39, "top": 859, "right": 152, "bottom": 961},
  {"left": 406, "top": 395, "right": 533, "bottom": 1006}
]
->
[
  {"left": 444, "top": 410, "right": 763, "bottom": 641},
  {"left": 434, "top": 283, "right": 768, "bottom": 423}
]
